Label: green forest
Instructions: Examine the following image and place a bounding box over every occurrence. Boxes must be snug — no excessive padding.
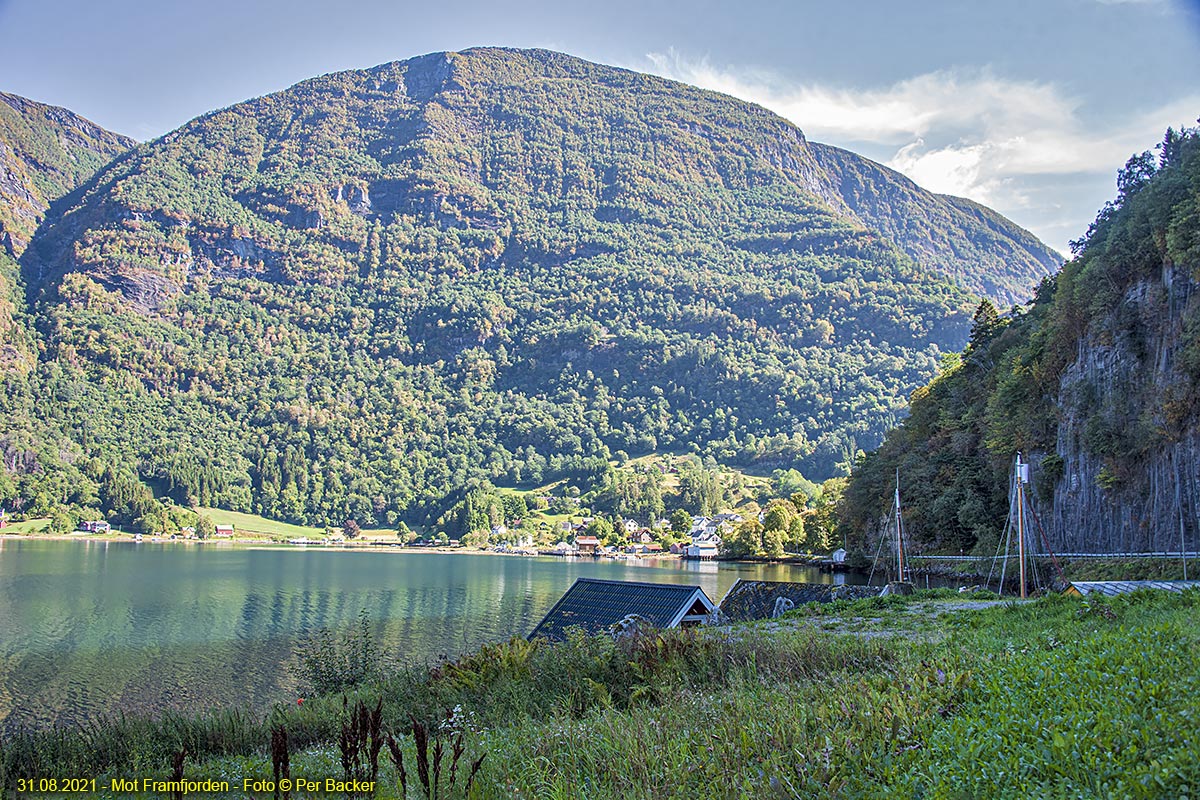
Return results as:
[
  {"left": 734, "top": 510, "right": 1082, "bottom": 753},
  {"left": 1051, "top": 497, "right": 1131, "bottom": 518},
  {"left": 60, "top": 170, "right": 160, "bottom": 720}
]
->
[{"left": 1, "top": 49, "right": 1061, "bottom": 535}]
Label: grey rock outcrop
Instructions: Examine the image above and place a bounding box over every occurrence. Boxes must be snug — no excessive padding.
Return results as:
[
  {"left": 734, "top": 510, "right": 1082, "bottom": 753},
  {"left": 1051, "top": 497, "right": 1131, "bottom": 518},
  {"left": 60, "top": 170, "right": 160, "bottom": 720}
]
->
[{"left": 1050, "top": 263, "right": 1199, "bottom": 553}]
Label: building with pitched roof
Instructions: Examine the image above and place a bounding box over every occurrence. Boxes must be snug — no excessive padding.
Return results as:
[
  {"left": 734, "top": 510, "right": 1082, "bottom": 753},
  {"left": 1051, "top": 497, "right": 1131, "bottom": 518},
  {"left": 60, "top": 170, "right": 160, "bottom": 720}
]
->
[{"left": 529, "top": 578, "right": 715, "bottom": 641}]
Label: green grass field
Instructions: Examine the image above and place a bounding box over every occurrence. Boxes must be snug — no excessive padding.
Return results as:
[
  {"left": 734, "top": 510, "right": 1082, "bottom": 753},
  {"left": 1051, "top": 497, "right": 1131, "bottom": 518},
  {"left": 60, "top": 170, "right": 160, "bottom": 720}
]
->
[
  {"left": 0, "top": 517, "right": 51, "bottom": 533},
  {"left": 195, "top": 507, "right": 325, "bottom": 540}
]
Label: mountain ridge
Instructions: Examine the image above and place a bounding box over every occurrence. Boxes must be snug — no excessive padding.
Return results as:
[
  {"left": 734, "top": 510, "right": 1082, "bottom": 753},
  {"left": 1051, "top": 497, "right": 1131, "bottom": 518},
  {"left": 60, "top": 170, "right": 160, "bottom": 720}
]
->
[
  {"left": 3, "top": 47, "right": 1063, "bottom": 530},
  {"left": 23, "top": 48, "right": 1059, "bottom": 308},
  {"left": 0, "top": 91, "right": 135, "bottom": 257}
]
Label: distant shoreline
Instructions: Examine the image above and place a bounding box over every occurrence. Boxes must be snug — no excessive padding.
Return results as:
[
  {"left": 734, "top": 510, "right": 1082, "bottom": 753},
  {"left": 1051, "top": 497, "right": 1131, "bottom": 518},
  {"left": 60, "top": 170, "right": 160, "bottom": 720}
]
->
[{"left": 0, "top": 532, "right": 685, "bottom": 561}]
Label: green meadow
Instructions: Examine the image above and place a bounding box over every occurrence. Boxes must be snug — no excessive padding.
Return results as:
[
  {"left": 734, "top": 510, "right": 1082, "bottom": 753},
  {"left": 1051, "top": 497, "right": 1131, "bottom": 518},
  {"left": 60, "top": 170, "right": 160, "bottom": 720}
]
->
[{"left": 3, "top": 589, "right": 1197, "bottom": 799}]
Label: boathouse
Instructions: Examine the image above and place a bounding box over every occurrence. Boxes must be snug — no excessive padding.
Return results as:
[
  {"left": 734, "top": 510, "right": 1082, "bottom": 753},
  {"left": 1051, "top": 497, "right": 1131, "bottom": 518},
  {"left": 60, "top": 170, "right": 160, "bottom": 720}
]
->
[
  {"left": 529, "top": 578, "right": 716, "bottom": 642},
  {"left": 574, "top": 535, "right": 601, "bottom": 555},
  {"left": 717, "top": 580, "right": 879, "bottom": 622}
]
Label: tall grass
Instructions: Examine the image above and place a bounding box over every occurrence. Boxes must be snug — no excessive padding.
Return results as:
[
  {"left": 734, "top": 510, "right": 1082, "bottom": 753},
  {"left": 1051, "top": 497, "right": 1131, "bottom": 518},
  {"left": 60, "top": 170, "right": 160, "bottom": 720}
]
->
[{"left": 3, "top": 590, "right": 1197, "bottom": 799}]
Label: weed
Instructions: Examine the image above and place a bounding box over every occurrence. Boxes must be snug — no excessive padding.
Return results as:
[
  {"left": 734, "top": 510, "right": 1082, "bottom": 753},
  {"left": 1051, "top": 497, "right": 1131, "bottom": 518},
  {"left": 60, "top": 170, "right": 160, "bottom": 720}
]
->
[
  {"left": 296, "top": 609, "right": 385, "bottom": 696},
  {"left": 407, "top": 712, "right": 486, "bottom": 800},
  {"left": 337, "top": 696, "right": 383, "bottom": 797},
  {"left": 270, "top": 724, "right": 289, "bottom": 800},
  {"left": 169, "top": 748, "right": 186, "bottom": 800}
]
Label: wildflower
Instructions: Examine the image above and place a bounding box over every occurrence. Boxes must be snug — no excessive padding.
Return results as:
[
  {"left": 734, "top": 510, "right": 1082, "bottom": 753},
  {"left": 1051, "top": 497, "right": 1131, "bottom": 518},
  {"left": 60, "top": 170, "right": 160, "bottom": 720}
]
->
[{"left": 298, "top": 698, "right": 305, "bottom": 705}]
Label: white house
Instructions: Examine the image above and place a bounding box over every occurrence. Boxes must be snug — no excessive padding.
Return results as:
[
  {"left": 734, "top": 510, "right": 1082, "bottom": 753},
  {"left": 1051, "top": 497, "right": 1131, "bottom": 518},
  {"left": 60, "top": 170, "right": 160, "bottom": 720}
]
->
[{"left": 684, "top": 540, "right": 719, "bottom": 560}]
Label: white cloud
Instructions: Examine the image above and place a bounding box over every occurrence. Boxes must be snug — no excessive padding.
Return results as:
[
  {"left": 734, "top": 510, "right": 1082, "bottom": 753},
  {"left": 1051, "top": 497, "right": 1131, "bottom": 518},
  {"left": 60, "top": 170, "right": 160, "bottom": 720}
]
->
[{"left": 639, "top": 50, "right": 1200, "bottom": 252}]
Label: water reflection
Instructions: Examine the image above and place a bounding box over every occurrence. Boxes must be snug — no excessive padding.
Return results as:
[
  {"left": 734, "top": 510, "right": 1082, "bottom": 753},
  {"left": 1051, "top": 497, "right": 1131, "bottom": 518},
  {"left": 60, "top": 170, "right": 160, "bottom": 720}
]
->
[{"left": 0, "top": 541, "right": 864, "bottom": 729}]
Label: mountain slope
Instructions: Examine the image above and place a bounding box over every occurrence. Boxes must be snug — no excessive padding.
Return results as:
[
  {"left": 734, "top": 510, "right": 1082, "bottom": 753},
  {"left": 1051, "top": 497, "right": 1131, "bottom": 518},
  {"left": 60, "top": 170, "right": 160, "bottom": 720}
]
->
[
  {"left": 0, "top": 92, "right": 135, "bottom": 257},
  {"left": 807, "top": 143, "right": 1061, "bottom": 304},
  {"left": 841, "top": 127, "right": 1200, "bottom": 556},
  {"left": 10, "top": 48, "right": 1059, "bottom": 529},
  {"left": 0, "top": 93, "right": 133, "bottom": 379}
]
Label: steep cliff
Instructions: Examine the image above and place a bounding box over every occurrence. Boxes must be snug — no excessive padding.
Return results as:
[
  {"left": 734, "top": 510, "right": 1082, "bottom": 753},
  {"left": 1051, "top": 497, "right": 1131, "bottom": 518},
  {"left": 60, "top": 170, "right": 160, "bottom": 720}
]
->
[
  {"left": 842, "top": 126, "right": 1200, "bottom": 556},
  {"left": 1051, "top": 264, "right": 1199, "bottom": 552}
]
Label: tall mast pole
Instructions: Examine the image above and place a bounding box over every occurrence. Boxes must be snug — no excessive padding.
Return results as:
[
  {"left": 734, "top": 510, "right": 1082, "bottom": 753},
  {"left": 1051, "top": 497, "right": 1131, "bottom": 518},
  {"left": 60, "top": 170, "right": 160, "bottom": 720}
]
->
[
  {"left": 1016, "top": 453, "right": 1027, "bottom": 599},
  {"left": 895, "top": 468, "right": 905, "bottom": 582}
]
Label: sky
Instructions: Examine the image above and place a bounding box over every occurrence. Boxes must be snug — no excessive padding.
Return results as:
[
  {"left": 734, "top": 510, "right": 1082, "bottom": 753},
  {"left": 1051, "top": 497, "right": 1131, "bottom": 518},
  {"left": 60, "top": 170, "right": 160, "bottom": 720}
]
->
[{"left": 1, "top": 0, "right": 1198, "bottom": 255}]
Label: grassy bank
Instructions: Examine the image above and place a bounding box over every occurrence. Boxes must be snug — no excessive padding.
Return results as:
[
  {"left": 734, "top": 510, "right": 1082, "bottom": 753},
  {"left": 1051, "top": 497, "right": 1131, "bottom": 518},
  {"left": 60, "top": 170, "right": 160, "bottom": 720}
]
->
[
  {"left": 3, "top": 590, "right": 1198, "bottom": 798},
  {"left": 905, "top": 554, "right": 1197, "bottom": 586}
]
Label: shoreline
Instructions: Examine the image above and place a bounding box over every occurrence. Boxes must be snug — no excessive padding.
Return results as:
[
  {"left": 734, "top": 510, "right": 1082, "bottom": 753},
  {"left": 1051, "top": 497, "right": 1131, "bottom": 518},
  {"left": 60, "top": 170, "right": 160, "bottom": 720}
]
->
[{"left": 0, "top": 531, "right": 686, "bottom": 561}]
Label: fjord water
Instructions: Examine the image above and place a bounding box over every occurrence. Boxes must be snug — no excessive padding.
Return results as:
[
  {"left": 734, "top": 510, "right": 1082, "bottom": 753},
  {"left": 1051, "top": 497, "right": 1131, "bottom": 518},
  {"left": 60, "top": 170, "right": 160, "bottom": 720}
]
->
[{"left": 0, "top": 539, "right": 852, "bottom": 729}]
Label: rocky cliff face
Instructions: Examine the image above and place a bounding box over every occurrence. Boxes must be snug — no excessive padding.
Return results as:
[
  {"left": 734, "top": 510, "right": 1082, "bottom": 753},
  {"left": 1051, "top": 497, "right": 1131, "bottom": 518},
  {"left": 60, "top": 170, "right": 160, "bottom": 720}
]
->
[
  {"left": 0, "top": 92, "right": 133, "bottom": 375},
  {"left": 839, "top": 127, "right": 1200, "bottom": 558},
  {"left": 1051, "top": 263, "right": 1199, "bottom": 554}
]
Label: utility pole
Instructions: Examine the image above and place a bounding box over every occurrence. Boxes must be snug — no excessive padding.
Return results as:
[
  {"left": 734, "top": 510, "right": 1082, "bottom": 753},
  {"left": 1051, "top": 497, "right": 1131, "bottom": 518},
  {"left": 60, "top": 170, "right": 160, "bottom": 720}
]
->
[
  {"left": 894, "top": 468, "right": 906, "bottom": 583},
  {"left": 1016, "top": 453, "right": 1028, "bottom": 599}
]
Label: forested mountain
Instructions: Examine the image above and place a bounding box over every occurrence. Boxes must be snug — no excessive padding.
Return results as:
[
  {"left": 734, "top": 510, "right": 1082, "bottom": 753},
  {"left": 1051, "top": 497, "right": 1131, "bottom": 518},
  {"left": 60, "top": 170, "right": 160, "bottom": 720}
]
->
[
  {"left": 0, "top": 92, "right": 135, "bottom": 258},
  {"left": 5, "top": 48, "right": 1060, "bottom": 531},
  {"left": 841, "top": 126, "right": 1200, "bottom": 556},
  {"left": 806, "top": 144, "right": 1059, "bottom": 304},
  {"left": 0, "top": 93, "right": 134, "bottom": 374}
]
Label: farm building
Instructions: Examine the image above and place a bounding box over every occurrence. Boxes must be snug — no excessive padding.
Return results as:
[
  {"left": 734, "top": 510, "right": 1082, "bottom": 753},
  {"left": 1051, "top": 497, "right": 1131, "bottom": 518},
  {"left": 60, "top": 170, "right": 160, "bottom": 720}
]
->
[{"left": 529, "top": 578, "right": 715, "bottom": 642}]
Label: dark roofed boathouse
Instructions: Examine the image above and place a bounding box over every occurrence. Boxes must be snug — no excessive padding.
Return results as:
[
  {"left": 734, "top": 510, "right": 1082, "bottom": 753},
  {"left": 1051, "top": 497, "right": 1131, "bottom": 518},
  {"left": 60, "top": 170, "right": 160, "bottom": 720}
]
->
[
  {"left": 717, "top": 580, "right": 879, "bottom": 622},
  {"left": 529, "top": 578, "right": 716, "bottom": 641}
]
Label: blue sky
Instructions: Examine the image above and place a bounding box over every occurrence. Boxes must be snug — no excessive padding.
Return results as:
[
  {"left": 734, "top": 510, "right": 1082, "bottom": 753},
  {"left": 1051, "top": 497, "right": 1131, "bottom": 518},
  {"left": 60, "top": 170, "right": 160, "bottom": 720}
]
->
[{"left": 1, "top": 0, "right": 1197, "bottom": 254}]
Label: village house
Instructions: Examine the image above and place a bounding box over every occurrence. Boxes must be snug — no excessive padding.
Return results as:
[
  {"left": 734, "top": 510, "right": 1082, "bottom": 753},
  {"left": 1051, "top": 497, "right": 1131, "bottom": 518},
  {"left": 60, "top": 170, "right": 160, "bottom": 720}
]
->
[
  {"left": 214, "top": 524, "right": 235, "bottom": 537},
  {"left": 688, "top": 514, "right": 737, "bottom": 540},
  {"left": 81, "top": 520, "right": 111, "bottom": 533}
]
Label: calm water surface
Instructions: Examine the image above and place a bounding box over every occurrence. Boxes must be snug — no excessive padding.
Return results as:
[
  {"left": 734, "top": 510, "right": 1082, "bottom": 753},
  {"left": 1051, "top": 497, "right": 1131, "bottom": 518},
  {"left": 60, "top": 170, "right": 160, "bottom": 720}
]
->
[{"left": 0, "top": 539, "right": 861, "bottom": 729}]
